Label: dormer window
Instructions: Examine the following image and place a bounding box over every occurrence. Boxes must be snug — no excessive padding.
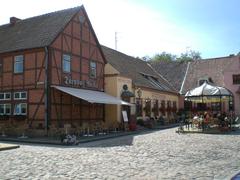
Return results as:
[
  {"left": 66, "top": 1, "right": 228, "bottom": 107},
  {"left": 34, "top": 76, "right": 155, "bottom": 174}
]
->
[{"left": 198, "top": 77, "right": 213, "bottom": 86}]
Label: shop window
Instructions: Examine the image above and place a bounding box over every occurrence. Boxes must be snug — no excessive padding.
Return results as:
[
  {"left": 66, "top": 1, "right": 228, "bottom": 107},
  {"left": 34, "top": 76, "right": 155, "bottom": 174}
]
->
[
  {"left": 0, "top": 104, "right": 11, "bottom": 115},
  {"left": 0, "top": 92, "right": 11, "bottom": 100},
  {"left": 167, "top": 101, "right": 171, "bottom": 110},
  {"left": 233, "top": 74, "right": 240, "bottom": 84},
  {"left": 14, "top": 103, "right": 27, "bottom": 115},
  {"left": 14, "top": 92, "right": 27, "bottom": 100},
  {"left": 173, "top": 101, "right": 177, "bottom": 112},
  {"left": 144, "top": 99, "right": 151, "bottom": 117},
  {"left": 160, "top": 100, "right": 166, "bottom": 116},
  {"left": 63, "top": 54, "right": 71, "bottom": 73},
  {"left": 136, "top": 98, "right": 142, "bottom": 117},
  {"left": 90, "top": 61, "right": 97, "bottom": 78},
  {"left": 152, "top": 100, "right": 159, "bottom": 117},
  {"left": 14, "top": 55, "right": 24, "bottom": 73}
]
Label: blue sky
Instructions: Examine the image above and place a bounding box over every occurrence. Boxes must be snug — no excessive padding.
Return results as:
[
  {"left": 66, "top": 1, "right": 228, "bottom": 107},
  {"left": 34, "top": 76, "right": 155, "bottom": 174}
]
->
[
  {"left": 137, "top": 0, "right": 240, "bottom": 58},
  {"left": 0, "top": 0, "right": 240, "bottom": 59}
]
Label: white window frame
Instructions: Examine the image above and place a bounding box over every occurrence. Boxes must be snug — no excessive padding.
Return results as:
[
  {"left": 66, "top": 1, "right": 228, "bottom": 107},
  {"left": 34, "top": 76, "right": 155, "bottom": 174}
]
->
[
  {"left": 90, "top": 61, "right": 97, "bottom": 78},
  {"left": 0, "top": 92, "right": 11, "bottom": 100},
  {"left": 0, "top": 104, "right": 11, "bottom": 115},
  {"left": 14, "top": 103, "right": 27, "bottom": 115},
  {"left": 14, "top": 91, "right": 27, "bottom": 100},
  {"left": 14, "top": 55, "right": 24, "bottom": 74},
  {"left": 62, "top": 54, "right": 71, "bottom": 73}
]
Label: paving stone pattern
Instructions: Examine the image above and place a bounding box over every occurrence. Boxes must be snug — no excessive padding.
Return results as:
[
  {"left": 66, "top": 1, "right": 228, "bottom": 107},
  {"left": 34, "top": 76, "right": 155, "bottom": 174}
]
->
[{"left": 0, "top": 128, "right": 240, "bottom": 179}]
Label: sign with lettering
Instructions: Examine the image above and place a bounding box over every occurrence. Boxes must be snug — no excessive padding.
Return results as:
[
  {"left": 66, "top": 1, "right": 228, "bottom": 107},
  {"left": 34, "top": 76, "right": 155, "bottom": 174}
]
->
[{"left": 64, "top": 76, "right": 97, "bottom": 88}]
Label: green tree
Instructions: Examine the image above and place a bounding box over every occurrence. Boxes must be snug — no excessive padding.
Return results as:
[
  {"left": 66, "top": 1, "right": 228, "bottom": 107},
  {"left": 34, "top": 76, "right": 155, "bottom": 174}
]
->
[
  {"left": 177, "top": 50, "right": 201, "bottom": 62},
  {"left": 151, "top": 52, "right": 176, "bottom": 62}
]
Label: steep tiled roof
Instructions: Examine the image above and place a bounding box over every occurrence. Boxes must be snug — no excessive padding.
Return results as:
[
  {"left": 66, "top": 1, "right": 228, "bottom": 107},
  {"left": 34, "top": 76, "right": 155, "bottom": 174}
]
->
[
  {"left": 102, "top": 46, "right": 177, "bottom": 93},
  {"left": 0, "top": 6, "right": 81, "bottom": 54},
  {"left": 182, "top": 56, "right": 238, "bottom": 94},
  {"left": 150, "top": 61, "right": 188, "bottom": 92}
]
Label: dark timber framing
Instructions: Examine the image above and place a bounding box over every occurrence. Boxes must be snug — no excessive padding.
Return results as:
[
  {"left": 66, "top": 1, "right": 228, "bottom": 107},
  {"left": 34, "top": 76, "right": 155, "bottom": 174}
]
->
[{"left": 0, "top": 6, "right": 107, "bottom": 136}]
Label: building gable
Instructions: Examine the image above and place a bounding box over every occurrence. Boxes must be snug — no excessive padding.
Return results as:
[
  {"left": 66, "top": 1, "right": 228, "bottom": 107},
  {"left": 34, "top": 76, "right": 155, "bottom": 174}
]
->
[
  {"left": 49, "top": 6, "right": 105, "bottom": 91},
  {"left": 51, "top": 6, "right": 106, "bottom": 64}
]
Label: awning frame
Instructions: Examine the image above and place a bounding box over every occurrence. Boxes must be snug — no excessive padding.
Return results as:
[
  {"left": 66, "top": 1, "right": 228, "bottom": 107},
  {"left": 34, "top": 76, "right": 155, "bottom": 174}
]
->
[{"left": 52, "top": 85, "right": 132, "bottom": 106}]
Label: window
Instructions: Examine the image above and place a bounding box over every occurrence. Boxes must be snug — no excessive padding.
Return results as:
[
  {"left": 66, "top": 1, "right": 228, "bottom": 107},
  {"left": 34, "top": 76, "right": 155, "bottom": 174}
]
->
[
  {"left": 198, "top": 77, "right": 213, "bottom": 86},
  {"left": 136, "top": 98, "right": 143, "bottom": 117},
  {"left": 233, "top": 74, "right": 240, "bottom": 84},
  {"left": 198, "top": 79, "right": 208, "bottom": 86},
  {"left": 14, "top": 103, "right": 27, "bottom": 115},
  {"left": 167, "top": 101, "right": 171, "bottom": 109},
  {"left": 144, "top": 99, "right": 151, "bottom": 117},
  {"left": 14, "top": 92, "right": 27, "bottom": 100},
  {"left": 153, "top": 100, "right": 159, "bottom": 116},
  {"left": 140, "top": 73, "right": 169, "bottom": 90},
  {"left": 173, "top": 101, "right": 177, "bottom": 112},
  {"left": 0, "top": 104, "right": 11, "bottom": 115},
  {"left": 63, "top": 54, "right": 71, "bottom": 73},
  {"left": 14, "top": 55, "right": 24, "bottom": 73},
  {"left": 160, "top": 100, "right": 166, "bottom": 116},
  {"left": 0, "top": 92, "right": 11, "bottom": 100},
  {"left": 90, "top": 61, "right": 97, "bottom": 78}
]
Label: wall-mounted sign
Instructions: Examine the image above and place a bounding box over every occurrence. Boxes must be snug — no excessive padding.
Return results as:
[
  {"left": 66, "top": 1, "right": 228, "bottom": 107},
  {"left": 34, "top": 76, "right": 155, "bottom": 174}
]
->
[{"left": 64, "top": 76, "right": 97, "bottom": 88}]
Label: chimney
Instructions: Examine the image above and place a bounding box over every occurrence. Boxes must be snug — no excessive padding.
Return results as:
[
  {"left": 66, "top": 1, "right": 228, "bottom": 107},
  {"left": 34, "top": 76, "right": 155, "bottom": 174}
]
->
[{"left": 10, "top": 17, "right": 21, "bottom": 25}]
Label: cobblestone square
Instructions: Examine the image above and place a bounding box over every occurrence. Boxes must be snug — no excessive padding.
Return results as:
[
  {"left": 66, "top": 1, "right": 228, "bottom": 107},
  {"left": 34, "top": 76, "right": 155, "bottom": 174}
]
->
[{"left": 0, "top": 128, "right": 240, "bottom": 179}]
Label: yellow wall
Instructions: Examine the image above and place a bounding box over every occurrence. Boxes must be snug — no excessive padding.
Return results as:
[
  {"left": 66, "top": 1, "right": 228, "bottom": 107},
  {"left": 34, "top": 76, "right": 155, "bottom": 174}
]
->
[
  {"left": 104, "top": 63, "right": 179, "bottom": 127},
  {"left": 134, "top": 87, "right": 179, "bottom": 119},
  {"left": 105, "top": 63, "right": 119, "bottom": 75},
  {"left": 104, "top": 75, "right": 133, "bottom": 126}
]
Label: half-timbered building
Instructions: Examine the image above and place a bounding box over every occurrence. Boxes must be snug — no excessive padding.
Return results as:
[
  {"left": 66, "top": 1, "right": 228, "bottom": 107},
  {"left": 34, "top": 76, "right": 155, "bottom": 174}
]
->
[{"left": 0, "top": 6, "right": 128, "bottom": 136}]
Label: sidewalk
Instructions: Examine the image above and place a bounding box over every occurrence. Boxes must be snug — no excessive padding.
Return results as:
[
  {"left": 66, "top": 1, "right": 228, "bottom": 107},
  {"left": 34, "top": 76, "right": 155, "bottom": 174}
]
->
[
  {"left": 0, "top": 143, "right": 20, "bottom": 151},
  {"left": 0, "top": 124, "right": 178, "bottom": 146}
]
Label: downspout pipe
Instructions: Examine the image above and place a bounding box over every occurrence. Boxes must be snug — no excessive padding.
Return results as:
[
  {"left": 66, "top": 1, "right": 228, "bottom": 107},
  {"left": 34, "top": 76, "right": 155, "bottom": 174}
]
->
[{"left": 44, "top": 47, "right": 49, "bottom": 136}]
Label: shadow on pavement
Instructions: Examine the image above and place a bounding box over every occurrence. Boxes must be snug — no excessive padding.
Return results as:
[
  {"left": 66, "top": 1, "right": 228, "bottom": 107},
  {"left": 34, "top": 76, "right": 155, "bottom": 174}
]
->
[{"left": 0, "top": 125, "right": 178, "bottom": 148}]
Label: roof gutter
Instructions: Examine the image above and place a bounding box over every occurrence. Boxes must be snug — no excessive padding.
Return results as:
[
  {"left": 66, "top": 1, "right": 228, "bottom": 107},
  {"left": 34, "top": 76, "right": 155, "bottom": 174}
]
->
[{"left": 180, "top": 61, "right": 190, "bottom": 95}]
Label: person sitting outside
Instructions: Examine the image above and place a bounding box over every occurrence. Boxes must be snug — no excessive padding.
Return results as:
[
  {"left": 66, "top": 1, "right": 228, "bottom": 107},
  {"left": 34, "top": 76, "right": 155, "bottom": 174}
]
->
[{"left": 203, "top": 112, "right": 210, "bottom": 130}]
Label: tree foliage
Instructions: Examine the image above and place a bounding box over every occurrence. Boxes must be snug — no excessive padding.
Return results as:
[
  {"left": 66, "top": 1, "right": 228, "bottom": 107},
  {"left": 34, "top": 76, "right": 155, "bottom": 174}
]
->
[
  {"left": 177, "top": 50, "right": 201, "bottom": 62},
  {"left": 149, "top": 49, "right": 201, "bottom": 62},
  {"left": 151, "top": 52, "right": 176, "bottom": 62}
]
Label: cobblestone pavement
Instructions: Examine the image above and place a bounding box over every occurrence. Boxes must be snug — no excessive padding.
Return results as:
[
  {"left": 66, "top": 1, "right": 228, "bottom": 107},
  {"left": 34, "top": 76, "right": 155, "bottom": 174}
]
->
[{"left": 0, "top": 128, "right": 240, "bottom": 180}]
